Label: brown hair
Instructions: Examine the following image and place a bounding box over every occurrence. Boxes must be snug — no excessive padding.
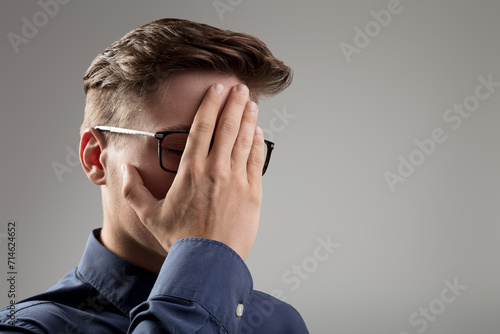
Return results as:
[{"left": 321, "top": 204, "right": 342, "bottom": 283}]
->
[{"left": 81, "top": 18, "right": 293, "bottom": 136}]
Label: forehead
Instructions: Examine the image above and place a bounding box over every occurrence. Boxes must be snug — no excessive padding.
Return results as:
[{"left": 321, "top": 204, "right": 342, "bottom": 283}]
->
[{"left": 138, "top": 70, "right": 244, "bottom": 131}]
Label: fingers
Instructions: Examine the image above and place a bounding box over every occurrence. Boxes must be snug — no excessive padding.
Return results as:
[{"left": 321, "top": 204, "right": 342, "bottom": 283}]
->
[
  {"left": 121, "top": 164, "right": 159, "bottom": 224},
  {"left": 182, "top": 83, "right": 225, "bottom": 162},
  {"left": 211, "top": 84, "right": 250, "bottom": 162},
  {"left": 180, "top": 82, "right": 257, "bottom": 178},
  {"left": 247, "top": 126, "right": 265, "bottom": 182},
  {"left": 231, "top": 100, "right": 259, "bottom": 174}
]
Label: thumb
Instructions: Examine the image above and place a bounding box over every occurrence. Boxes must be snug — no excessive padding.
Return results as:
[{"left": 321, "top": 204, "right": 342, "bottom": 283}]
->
[{"left": 121, "top": 164, "right": 158, "bottom": 223}]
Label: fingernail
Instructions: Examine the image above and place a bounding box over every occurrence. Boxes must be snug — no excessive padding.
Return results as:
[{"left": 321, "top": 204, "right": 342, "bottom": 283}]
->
[
  {"left": 214, "top": 83, "right": 224, "bottom": 94},
  {"left": 255, "top": 126, "right": 263, "bottom": 134},
  {"left": 246, "top": 101, "right": 257, "bottom": 111},
  {"left": 236, "top": 84, "right": 248, "bottom": 95}
]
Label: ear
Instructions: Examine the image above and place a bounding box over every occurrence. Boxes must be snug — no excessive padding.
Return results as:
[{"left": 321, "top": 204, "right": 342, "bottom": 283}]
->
[{"left": 80, "top": 128, "right": 107, "bottom": 185}]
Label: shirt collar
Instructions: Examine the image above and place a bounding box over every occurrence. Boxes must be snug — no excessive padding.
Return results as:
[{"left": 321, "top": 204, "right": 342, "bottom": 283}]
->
[{"left": 77, "top": 228, "right": 158, "bottom": 315}]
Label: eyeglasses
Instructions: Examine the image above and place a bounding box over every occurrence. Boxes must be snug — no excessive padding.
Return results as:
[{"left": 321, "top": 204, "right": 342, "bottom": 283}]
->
[{"left": 94, "top": 126, "right": 274, "bottom": 175}]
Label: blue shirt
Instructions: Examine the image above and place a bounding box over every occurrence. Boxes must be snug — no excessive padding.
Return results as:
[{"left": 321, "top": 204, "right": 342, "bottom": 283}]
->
[{"left": 0, "top": 229, "right": 308, "bottom": 333}]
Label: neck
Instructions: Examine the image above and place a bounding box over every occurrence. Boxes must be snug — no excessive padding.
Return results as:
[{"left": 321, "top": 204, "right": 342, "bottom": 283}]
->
[{"left": 100, "top": 220, "right": 167, "bottom": 274}]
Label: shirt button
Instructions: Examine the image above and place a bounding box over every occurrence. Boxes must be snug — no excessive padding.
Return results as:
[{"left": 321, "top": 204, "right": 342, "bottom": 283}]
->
[{"left": 236, "top": 303, "right": 244, "bottom": 317}]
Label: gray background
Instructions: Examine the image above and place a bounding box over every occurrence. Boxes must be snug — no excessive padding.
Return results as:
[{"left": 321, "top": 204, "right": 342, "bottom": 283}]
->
[{"left": 1, "top": 0, "right": 499, "bottom": 333}]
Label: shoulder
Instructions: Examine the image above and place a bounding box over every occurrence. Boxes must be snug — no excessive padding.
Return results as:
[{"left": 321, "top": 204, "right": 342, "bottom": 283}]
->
[
  {"left": 0, "top": 269, "right": 122, "bottom": 334},
  {"left": 0, "top": 300, "right": 73, "bottom": 333},
  {"left": 0, "top": 297, "right": 124, "bottom": 334},
  {"left": 240, "top": 290, "right": 309, "bottom": 334}
]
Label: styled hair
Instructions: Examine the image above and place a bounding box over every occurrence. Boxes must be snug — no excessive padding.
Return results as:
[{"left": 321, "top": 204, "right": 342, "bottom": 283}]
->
[{"left": 81, "top": 18, "right": 293, "bottom": 136}]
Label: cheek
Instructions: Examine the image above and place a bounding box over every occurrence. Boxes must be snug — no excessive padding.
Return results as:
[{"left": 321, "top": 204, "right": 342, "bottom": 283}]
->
[
  {"left": 138, "top": 166, "right": 176, "bottom": 200},
  {"left": 135, "top": 146, "right": 175, "bottom": 200},
  {"left": 109, "top": 142, "right": 174, "bottom": 200}
]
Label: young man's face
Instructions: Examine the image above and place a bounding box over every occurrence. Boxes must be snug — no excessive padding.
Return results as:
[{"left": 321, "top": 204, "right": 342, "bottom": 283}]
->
[{"left": 101, "top": 71, "right": 244, "bottom": 256}]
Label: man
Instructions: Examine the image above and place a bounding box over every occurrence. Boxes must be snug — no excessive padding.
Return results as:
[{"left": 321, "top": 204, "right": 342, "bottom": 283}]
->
[{"left": 0, "top": 18, "right": 308, "bottom": 333}]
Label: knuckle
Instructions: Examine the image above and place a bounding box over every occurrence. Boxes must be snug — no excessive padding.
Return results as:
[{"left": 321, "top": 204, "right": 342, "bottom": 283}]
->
[
  {"left": 236, "top": 177, "right": 250, "bottom": 189},
  {"left": 204, "top": 94, "right": 223, "bottom": 109},
  {"left": 241, "top": 115, "right": 257, "bottom": 127},
  {"left": 193, "top": 118, "right": 214, "bottom": 133},
  {"left": 121, "top": 183, "right": 133, "bottom": 201},
  {"left": 183, "top": 162, "right": 203, "bottom": 181},
  {"left": 248, "top": 184, "right": 262, "bottom": 200},
  {"left": 232, "top": 96, "right": 248, "bottom": 107},
  {"left": 252, "top": 136, "right": 265, "bottom": 149},
  {"left": 234, "top": 135, "right": 252, "bottom": 149},
  {"left": 248, "top": 154, "right": 264, "bottom": 168},
  {"left": 208, "top": 161, "right": 230, "bottom": 179},
  {"left": 142, "top": 215, "right": 154, "bottom": 228},
  {"left": 228, "top": 90, "right": 249, "bottom": 107},
  {"left": 218, "top": 121, "right": 239, "bottom": 135}
]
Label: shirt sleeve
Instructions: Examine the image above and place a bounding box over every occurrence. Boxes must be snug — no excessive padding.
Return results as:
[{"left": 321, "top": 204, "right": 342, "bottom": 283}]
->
[
  {"left": 128, "top": 238, "right": 253, "bottom": 333},
  {"left": 0, "top": 321, "right": 43, "bottom": 334}
]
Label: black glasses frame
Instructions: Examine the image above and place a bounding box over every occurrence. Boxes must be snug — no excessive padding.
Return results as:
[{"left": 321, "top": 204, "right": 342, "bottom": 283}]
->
[{"left": 94, "top": 126, "right": 274, "bottom": 175}]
